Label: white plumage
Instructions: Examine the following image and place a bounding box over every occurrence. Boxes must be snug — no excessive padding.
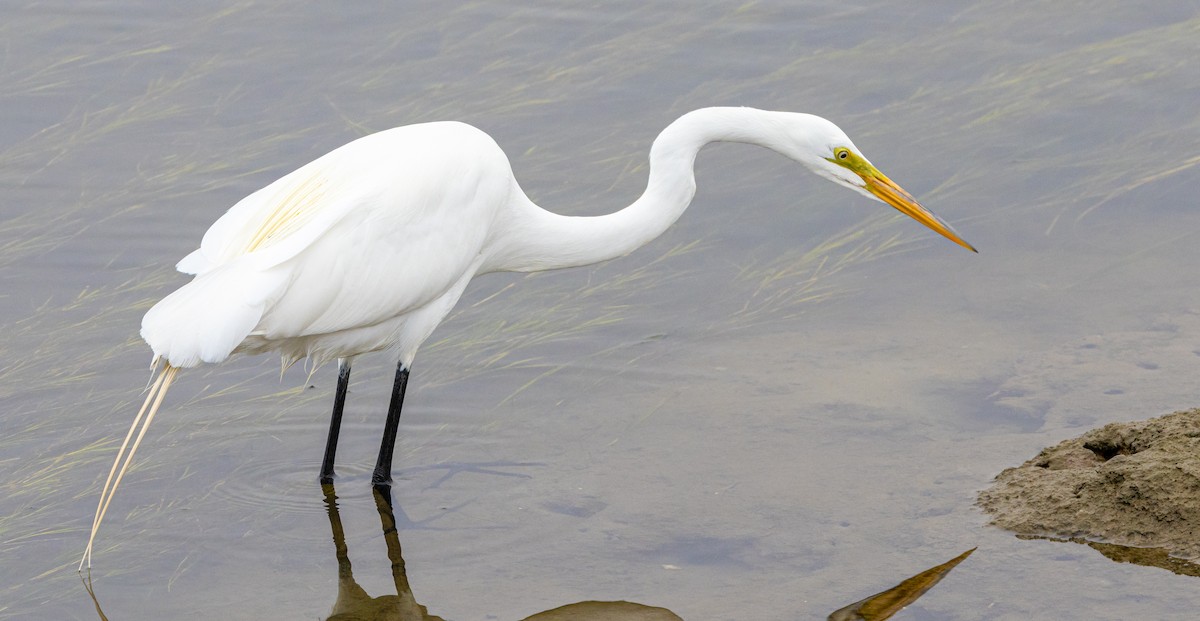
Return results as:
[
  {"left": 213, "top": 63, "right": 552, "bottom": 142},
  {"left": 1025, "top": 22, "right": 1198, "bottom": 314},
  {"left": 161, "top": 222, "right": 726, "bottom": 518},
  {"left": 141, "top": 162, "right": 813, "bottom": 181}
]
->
[
  {"left": 83, "top": 107, "right": 973, "bottom": 568},
  {"left": 144, "top": 122, "right": 508, "bottom": 369}
]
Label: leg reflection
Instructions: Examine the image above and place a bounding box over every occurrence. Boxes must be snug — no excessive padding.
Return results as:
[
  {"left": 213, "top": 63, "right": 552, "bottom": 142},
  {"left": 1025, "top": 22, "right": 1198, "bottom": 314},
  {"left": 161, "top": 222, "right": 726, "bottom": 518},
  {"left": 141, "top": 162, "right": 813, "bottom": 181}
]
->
[
  {"left": 321, "top": 482, "right": 444, "bottom": 621},
  {"left": 319, "top": 483, "right": 683, "bottom": 621}
]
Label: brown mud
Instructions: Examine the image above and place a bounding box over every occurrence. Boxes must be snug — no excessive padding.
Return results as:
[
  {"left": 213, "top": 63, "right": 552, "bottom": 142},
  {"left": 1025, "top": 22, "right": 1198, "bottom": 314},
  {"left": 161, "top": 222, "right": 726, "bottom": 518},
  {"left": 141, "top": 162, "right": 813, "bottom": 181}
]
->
[{"left": 979, "top": 409, "right": 1200, "bottom": 562}]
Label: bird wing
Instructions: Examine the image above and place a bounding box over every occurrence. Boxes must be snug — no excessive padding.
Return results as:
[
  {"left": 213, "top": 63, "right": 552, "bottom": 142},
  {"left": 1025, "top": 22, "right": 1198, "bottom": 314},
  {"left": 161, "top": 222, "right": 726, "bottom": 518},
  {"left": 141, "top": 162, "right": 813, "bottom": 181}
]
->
[
  {"left": 176, "top": 152, "right": 365, "bottom": 275},
  {"left": 143, "top": 160, "right": 372, "bottom": 367},
  {"left": 148, "top": 139, "right": 384, "bottom": 366},
  {"left": 152, "top": 122, "right": 511, "bottom": 365}
]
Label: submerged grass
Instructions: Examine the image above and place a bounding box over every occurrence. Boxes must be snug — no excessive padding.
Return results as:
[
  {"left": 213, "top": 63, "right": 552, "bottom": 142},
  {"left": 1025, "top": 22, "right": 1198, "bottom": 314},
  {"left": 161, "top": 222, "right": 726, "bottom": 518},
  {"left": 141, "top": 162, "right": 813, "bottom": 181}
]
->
[
  {"left": 1, "top": 0, "right": 1197, "bottom": 618},
  {"left": 0, "top": 11, "right": 910, "bottom": 611}
]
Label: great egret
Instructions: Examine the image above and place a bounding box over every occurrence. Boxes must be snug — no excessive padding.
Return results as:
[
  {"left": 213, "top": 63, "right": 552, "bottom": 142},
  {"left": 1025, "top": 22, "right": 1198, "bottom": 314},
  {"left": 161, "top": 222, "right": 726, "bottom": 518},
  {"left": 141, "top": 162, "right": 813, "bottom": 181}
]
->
[{"left": 81, "top": 106, "right": 974, "bottom": 568}]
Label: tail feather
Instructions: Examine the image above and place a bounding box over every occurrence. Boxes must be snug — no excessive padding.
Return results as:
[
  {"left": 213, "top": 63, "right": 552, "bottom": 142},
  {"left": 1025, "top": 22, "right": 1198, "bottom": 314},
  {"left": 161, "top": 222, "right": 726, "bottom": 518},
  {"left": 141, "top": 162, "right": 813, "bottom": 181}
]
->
[
  {"left": 80, "top": 364, "right": 179, "bottom": 570},
  {"left": 141, "top": 262, "right": 285, "bottom": 368}
]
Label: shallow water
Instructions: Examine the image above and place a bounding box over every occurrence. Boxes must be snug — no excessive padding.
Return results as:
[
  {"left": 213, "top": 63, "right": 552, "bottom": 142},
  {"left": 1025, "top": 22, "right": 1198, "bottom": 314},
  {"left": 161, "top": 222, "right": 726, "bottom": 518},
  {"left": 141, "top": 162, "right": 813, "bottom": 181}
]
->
[{"left": 3, "top": 1, "right": 1200, "bottom": 619}]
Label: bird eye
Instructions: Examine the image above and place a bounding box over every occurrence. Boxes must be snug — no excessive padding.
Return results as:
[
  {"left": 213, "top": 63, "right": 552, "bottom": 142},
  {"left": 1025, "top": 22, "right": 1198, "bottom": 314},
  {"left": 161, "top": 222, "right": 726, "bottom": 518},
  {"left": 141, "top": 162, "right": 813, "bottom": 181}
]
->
[{"left": 836, "top": 149, "right": 849, "bottom": 160}]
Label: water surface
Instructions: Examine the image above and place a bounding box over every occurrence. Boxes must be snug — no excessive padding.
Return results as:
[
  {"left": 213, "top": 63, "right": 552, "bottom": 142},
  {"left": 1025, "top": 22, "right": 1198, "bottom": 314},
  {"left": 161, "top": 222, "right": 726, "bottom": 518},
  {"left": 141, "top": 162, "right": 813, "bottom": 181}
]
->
[{"left": 3, "top": 2, "right": 1200, "bottom": 619}]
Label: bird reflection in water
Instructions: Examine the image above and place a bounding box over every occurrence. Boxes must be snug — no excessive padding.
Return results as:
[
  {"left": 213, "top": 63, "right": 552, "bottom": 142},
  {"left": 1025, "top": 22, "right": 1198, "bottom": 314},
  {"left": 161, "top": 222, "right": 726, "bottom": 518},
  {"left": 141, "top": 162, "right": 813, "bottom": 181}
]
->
[
  {"left": 322, "top": 483, "right": 681, "bottom": 621},
  {"left": 826, "top": 547, "right": 974, "bottom": 621},
  {"left": 82, "top": 487, "right": 973, "bottom": 620},
  {"left": 324, "top": 483, "right": 444, "bottom": 620}
]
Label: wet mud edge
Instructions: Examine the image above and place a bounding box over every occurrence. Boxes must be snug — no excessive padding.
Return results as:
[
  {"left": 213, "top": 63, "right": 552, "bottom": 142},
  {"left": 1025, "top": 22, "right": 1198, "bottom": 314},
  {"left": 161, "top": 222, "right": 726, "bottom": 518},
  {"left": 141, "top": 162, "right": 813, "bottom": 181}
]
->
[{"left": 978, "top": 408, "right": 1200, "bottom": 561}]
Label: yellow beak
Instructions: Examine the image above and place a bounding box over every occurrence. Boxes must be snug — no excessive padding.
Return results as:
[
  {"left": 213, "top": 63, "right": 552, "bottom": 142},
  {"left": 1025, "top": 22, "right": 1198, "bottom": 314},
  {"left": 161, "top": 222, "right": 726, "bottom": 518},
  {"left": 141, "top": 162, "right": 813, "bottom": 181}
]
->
[{"left": 862, "top": 170, "right": 976, "bottom": 253}]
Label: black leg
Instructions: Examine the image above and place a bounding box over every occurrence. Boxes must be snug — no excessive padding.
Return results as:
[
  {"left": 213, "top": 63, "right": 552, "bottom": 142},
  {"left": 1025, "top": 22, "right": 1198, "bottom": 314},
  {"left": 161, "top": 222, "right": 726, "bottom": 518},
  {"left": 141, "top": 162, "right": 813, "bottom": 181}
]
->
[
  {"left": 320, "top": 359, "right": 352, "bottom": 484},
  {"left": 372, "top": 362, "right": 409, "bottom": 486}
]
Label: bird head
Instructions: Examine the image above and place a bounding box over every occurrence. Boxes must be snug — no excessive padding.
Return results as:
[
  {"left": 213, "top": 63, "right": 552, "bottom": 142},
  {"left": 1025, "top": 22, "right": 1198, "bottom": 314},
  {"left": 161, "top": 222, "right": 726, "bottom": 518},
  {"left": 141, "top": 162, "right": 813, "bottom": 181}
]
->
[{"left": 782, "top": 113, "right": 976, "bottom": 253}]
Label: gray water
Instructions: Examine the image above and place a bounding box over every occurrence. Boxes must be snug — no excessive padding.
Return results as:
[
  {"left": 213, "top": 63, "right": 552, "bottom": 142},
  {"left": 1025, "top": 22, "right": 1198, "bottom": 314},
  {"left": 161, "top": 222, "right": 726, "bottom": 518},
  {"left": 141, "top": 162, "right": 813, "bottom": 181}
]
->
[{"left": 3, "top": 1, "right": 1200, "bottom": 619}]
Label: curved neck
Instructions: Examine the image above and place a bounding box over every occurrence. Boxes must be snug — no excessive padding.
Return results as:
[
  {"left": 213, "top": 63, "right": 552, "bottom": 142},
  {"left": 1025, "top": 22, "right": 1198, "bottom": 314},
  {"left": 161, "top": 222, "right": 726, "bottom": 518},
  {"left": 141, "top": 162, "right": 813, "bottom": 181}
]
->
[{"left": 490, "top": 107, "right": 791, "bottom": 272}]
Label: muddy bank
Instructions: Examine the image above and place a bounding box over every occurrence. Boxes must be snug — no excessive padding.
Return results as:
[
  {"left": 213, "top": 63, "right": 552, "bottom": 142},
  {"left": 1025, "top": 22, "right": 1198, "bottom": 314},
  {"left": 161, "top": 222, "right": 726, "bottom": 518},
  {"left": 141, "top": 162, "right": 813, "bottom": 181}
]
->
[{"left": 979, "top": 409, "right": 1200, "bottom": 560}]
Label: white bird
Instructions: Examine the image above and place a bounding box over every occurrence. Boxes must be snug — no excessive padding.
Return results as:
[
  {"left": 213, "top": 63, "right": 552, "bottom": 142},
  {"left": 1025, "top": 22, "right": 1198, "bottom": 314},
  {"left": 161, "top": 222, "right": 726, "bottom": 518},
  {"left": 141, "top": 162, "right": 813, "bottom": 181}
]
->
[{"left": 81, "top": 107, "right": 974, "bottom": 568}]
